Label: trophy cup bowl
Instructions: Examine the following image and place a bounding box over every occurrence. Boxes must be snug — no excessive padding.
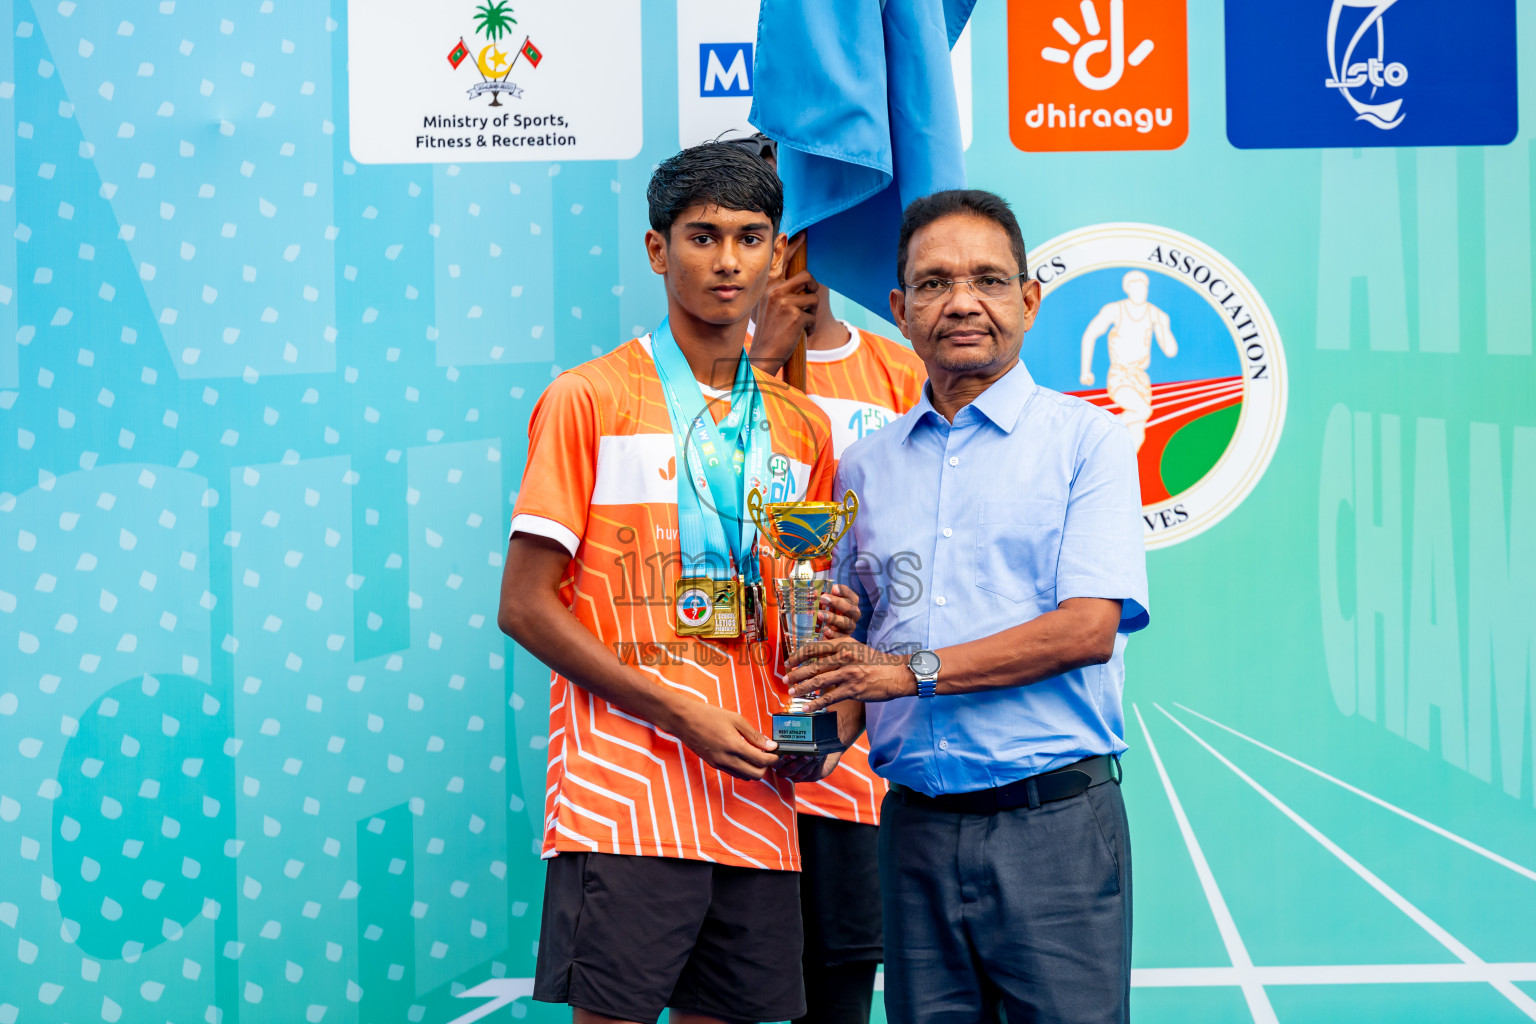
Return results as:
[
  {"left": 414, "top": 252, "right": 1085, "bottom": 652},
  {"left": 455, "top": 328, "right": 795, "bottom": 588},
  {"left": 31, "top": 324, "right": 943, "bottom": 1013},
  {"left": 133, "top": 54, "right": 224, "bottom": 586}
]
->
[{"left": 748, "top": 489, "right": 859, "bottom": 756}]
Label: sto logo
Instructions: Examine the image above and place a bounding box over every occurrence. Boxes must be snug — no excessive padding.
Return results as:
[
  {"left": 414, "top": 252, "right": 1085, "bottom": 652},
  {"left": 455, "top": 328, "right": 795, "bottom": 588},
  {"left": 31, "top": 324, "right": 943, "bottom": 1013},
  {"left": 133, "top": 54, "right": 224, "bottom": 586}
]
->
[{"left": 1323, "top": 0, "right": 1408, "bottom": 129}]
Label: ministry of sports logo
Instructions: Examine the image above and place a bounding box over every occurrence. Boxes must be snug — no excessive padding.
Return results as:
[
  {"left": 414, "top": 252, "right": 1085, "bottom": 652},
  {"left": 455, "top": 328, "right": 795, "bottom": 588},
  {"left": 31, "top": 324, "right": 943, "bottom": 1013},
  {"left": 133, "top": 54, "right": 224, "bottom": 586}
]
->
[
  {"left": 445, "top": 1, "right": 545, "bottom": 106},
  {"left": 1027, "top": 224, "right": 1287, "bottom": 549}
]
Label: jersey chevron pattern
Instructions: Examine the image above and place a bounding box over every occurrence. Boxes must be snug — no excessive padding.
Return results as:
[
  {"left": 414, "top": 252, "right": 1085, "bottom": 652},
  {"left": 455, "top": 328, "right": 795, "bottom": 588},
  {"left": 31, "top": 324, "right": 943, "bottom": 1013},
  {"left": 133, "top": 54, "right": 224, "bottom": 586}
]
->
[
  {"left": 797, "top": 326, "right": 925, "bottom": 824},
  {"left": 512, "top": 338, "right": 835, "bottom": 870}
]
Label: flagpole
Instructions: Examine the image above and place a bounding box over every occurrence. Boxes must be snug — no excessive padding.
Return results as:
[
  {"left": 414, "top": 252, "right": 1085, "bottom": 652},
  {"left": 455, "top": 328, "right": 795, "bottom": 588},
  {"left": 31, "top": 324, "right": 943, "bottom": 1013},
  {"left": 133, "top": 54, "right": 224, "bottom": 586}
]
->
[
  {"left": 783, "top": 232, "right": 808, "bottom": 392},
  {"left": 506, "top": 34, "right": 529, "bottom": 75}
]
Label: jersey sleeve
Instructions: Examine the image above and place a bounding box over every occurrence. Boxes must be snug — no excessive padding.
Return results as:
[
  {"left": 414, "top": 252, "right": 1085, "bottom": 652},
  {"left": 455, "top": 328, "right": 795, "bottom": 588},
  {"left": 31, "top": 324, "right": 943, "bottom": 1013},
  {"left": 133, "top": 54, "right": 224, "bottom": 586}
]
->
[{"left": 510, "top": 371, "right": 601, "bottom": 556}]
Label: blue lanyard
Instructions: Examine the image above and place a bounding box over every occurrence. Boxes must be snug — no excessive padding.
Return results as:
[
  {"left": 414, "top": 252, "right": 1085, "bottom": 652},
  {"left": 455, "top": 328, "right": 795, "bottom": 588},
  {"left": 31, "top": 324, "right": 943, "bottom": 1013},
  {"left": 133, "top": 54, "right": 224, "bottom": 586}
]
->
[{"left": 650, "top": 318, "right": 768, "bottom": 584}]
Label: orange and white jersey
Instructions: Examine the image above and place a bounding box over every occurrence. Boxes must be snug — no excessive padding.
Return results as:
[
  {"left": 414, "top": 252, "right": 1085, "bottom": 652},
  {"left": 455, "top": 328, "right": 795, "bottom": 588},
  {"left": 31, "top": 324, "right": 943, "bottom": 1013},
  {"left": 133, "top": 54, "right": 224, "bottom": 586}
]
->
[
  {"left": 804, "top": 323, "right": 927, "bottom": 459},
  {"left": 512, "top": 336, "right": 835, "bottom": 871},
  {"left": 795, "top": 324, "right": 926, "bottom": 825}
]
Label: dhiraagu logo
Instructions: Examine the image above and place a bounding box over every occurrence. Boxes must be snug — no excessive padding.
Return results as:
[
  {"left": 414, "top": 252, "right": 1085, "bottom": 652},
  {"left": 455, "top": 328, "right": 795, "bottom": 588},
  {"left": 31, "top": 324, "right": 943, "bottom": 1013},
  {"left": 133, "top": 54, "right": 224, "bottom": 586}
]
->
[
  {"left": 1008, "top": 0, "right": 1188, "bottom": 151},
  {"left": 1026, "top": 224, "right": 1287, "bottom": 548}
]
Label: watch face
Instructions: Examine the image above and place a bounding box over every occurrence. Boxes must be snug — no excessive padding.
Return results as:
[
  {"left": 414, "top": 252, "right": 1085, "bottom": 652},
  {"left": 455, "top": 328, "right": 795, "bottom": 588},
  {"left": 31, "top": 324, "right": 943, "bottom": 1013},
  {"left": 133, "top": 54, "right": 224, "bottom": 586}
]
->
[{"left": 909, "top": 650, "right": 940, "bottom": 677}]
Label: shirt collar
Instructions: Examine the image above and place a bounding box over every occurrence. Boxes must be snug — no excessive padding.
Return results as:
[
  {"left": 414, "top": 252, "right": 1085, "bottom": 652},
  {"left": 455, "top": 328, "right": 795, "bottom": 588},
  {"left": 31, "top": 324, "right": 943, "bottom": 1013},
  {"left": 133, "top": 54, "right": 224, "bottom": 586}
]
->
[{"left": 895, "top": 357, "right": 1036, "bottom": 444}]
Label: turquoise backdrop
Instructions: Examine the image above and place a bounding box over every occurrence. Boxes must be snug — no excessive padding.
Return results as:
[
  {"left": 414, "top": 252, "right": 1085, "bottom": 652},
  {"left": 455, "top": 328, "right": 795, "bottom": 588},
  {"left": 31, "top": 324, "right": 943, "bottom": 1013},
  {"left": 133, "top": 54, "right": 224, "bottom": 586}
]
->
[{"left": 1, "top": 1, "right": 1534, "bottom": 1023}]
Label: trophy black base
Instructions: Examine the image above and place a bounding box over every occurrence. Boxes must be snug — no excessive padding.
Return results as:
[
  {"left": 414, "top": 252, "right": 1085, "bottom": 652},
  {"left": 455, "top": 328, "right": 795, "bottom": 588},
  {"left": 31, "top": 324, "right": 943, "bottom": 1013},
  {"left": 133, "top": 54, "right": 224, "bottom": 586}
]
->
[{"left": 772, "top": 709, "right": 847, "bottom": 756}]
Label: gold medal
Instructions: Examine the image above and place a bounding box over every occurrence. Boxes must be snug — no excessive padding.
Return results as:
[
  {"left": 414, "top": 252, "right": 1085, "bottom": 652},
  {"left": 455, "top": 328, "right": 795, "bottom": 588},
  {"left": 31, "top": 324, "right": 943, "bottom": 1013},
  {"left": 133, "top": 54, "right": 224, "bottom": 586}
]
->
[{"left": 674, "top": 577, "right": 742, "bottom": 639}]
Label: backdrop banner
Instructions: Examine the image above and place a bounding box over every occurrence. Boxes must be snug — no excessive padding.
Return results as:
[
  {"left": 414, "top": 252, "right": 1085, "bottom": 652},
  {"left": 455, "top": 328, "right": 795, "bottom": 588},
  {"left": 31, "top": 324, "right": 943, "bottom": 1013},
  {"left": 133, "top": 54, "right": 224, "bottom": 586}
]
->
[{"left": 0, "top": 1, "right": 1532, "bottom": 1023}]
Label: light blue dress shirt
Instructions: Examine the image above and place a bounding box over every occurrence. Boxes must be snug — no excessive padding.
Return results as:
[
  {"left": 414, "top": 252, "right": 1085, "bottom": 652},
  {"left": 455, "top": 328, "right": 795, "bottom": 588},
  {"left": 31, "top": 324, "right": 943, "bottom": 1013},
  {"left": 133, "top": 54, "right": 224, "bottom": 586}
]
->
[{"left": 831, "top": 358, "right": 1150, "bottom": 797}]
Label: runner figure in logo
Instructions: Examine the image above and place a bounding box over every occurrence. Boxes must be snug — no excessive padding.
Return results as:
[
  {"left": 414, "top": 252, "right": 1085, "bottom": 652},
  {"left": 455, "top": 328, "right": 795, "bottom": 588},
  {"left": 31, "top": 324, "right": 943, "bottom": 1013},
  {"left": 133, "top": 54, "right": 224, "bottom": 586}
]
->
[
  {"left": 1026, "top": 223, "right": 1287, "bottom": 548},
  {"left": 1079, "top": 269, "right": 1178, "bottom": 451},
  {"left": 676, "top": 586, "right": 714, "bottom": 630}
]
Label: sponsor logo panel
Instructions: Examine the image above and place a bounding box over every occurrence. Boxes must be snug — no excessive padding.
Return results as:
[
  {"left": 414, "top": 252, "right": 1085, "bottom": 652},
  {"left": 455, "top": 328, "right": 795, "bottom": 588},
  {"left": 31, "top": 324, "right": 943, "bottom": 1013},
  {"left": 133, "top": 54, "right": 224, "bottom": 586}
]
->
[
  {"left": 348, "top": 0, "right": 642, "bottom": 163},
  {"left": 1008, "top": 0, "right": 1188, "bottom": 152},
  {"left": 1224, "top": 0, "right": 1518, "bottom": 148}
]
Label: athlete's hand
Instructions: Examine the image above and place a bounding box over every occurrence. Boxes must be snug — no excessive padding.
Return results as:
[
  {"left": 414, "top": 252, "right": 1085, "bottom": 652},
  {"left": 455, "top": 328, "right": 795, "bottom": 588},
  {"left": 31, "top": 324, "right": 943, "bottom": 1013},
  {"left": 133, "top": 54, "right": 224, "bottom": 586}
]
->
[
  {"left": 750, "top": 237, "right": 819, "bottom": 374},
  {"left": 671, "top": 701, "right": 780, "bottom": 781},
  {"left": 784, "top": 639, "right": 913, "bottom": 710},
  {"left": 1080, "top": 370, "right": 1095, "bottom": 387},
  {"left": 815, "top": 583, "right": 861, "bottom": 640},
  {"left": 773, "top": 751, "right": 840, "bottom": 783}
]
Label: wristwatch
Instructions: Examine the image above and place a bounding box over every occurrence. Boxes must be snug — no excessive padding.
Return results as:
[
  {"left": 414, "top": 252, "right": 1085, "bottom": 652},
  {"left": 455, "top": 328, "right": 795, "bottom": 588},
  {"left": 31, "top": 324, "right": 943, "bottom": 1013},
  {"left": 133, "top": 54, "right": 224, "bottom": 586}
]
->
[{"left": 908, "top": 649, "right": 941, "bottom": 699}]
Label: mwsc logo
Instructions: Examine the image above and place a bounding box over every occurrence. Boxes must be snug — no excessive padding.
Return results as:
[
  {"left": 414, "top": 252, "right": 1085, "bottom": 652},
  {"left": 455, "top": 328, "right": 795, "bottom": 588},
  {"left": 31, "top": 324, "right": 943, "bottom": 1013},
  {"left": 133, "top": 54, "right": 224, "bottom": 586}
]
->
[
  {"left": 700, "top": 42, "right": 753, "bottom": 97},
  {"left": 1026, "top": 224, "right": 1287, "bottom": 549}
]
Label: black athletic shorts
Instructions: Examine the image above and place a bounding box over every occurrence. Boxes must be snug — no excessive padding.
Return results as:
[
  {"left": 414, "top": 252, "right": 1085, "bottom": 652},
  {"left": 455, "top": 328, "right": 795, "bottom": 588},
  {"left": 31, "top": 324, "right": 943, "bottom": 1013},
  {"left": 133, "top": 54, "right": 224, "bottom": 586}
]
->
[
  {"left": 797, "top": 814, "right": 883, "bottom": 964},
  {"left": 533, "top": 851, "right": 806, "bottom": 1023}
]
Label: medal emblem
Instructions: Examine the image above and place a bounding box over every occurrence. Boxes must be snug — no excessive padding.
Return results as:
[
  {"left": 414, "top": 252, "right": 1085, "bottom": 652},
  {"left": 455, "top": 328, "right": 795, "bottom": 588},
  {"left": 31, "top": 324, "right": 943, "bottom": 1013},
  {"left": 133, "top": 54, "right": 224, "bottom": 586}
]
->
[
  {"left": 676, "top": 585, "right": 714, "bottom": 629},
  {"left": 674, "top": 578, "right": 743, "bottom": 639}
]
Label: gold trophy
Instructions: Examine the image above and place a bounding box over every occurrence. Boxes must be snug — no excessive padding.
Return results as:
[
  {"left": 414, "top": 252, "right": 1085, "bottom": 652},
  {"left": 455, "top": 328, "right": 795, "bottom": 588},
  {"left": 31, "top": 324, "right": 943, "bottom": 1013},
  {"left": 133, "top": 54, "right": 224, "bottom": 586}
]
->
[{"left": 748, "top": 488, "right": 859, "bottom": 755}]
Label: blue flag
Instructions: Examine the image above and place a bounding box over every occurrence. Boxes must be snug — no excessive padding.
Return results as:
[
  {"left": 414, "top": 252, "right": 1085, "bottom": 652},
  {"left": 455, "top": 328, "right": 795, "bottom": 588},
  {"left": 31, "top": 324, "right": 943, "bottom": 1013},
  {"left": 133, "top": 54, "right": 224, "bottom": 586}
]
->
[{"left": 750, "top": 0, "right": 975, "bottom": 319}]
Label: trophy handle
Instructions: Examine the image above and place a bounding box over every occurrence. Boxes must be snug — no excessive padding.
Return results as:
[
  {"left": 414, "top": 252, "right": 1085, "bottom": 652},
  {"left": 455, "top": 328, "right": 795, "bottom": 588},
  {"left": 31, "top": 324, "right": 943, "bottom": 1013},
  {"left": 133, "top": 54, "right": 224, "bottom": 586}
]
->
[
  {"left": 819, "top": 489, "right": 859, "bottom": 554},
  {"left": 748, "top": 487, "right": 790, "bottom": 561}
]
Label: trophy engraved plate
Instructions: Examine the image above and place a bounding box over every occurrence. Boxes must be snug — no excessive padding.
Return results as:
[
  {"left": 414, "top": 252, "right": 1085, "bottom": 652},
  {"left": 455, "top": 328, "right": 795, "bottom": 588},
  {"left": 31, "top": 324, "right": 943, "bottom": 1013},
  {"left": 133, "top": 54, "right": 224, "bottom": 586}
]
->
[{"left": 748, "top": 489, "right": 860, "bottom": 756}]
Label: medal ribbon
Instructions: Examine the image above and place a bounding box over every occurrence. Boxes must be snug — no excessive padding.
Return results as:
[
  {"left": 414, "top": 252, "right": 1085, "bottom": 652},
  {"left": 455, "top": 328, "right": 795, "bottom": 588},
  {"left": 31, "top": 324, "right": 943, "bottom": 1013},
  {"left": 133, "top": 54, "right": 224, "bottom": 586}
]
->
[{"left": 650, "top": 318, "right": 769, "bottom": 586}]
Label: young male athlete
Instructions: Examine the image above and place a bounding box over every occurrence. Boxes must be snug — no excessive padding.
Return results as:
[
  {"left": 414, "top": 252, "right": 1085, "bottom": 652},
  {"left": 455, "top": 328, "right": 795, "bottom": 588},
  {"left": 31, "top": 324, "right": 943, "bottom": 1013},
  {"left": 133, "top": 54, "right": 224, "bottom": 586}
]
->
[
  {"left": 498, "top": 142, "right": 854, "bottom": 1024},
  {"left": 752, "top": 248, "right": 927, "bottom": 1024}
]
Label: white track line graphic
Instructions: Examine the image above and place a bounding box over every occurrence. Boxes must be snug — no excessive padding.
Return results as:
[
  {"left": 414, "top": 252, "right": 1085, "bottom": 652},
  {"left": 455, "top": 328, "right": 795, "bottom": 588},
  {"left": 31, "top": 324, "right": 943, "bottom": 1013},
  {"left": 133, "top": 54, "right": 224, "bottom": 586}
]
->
[
  {"left": 1134, "top": 962, "right": 1536, "bottom": 986},
  {"left": 1174, "top": 702, "right": 1536, "bottom": 884},
  {"left": 1156, "top": 703, "right": 1536, "bottom": 1020},
  {"left": 1133, "top": 704, "right": 1279, "bottom": 1023}
]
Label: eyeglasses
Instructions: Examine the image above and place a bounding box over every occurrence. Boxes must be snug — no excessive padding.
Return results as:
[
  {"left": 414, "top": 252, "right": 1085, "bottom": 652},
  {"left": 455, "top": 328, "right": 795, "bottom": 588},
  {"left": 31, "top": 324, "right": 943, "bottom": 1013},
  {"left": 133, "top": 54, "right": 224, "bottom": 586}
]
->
[{"left": 904, "top": 271, "right": 1028, "bottom": 304}]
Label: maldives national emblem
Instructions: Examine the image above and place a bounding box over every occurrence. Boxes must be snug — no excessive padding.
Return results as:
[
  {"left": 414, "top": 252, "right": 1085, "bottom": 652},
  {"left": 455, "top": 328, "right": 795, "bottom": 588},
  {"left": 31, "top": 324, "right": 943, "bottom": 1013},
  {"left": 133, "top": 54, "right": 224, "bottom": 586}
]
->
[
  {"left": 446, "top": 1, "right": 546, "bottom": 106},
  {"left": 1027, "top": 223, "right": 1287, "bottom": 549}
]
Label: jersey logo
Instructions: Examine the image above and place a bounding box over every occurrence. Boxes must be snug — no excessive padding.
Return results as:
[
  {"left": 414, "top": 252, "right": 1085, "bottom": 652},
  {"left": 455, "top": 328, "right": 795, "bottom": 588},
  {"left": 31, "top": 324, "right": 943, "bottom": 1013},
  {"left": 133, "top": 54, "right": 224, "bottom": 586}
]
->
[
  {"left": 659, "top": 455, "right": 676, "bottom": 481},
  {"left": 848, "top": 405, "right": 891, "bottom": 439}
]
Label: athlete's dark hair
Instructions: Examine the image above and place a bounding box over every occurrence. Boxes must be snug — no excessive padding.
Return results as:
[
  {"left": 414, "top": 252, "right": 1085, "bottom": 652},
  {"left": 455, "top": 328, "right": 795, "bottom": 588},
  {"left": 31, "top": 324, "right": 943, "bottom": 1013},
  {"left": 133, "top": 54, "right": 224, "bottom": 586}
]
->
[
  {"left": 647, "top": 141, "right": 784, "bottom": 237},
  {"left": 896, "top": 189, "right": 1028, "bottom": 288}
]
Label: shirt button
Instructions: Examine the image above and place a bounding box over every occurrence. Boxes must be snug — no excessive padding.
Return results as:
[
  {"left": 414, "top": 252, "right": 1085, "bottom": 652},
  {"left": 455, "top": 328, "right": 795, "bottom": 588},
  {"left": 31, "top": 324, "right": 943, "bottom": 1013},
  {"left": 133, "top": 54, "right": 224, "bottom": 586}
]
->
[
  {"left": 948, "top": 456, "right": 959, "bottom": 466},
  {"left": 942, "top": 527, "right": 953, "bottom": 538},
  {"left": 939, "top": 739, "right": 949, "bottom": 750},
  {"left": 935, "top": 596, "right": 946, "bottom": 606}
]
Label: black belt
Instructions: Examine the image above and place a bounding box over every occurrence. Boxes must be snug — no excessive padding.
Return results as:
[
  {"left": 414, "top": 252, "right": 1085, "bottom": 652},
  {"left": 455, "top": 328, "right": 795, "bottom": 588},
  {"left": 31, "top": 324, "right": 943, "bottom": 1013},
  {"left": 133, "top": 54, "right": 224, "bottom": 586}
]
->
[{"left": 892, "top": 754, "right": 1120, "bottom": 814}]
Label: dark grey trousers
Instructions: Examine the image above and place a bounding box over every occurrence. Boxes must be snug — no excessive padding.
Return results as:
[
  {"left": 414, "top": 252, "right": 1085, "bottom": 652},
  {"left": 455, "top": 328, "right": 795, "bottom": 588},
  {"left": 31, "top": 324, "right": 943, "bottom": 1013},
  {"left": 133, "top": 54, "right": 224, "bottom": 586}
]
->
[{"left": 878, "top": 778, "right": 1132, "bottom": 1024}]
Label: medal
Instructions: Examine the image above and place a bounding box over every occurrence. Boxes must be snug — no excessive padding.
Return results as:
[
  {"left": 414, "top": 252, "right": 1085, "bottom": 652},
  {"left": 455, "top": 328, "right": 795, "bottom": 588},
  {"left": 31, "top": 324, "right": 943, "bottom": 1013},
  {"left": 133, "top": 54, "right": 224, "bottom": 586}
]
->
[
  {"left": 650, "top": 318, "right": 771, "bottom": 642},
  {"left": 674, "top": 577, "right": 743, "bottom": 639}
]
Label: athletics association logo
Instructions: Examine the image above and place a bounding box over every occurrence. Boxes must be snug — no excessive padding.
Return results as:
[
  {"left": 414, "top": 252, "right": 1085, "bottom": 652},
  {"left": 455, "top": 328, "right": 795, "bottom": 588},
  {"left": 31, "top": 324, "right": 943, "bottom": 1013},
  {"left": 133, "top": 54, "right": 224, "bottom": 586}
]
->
[
  {"left": 445, "top": 1, "right": 545, "bottom": 106},
  {"left": 1008, "top": 0, "right": 1187, "bottom": 151},
  {"left": 676, "top": 586, "right": 714, "bottom": 628},
  {"left": 1026, "top": 224, "right": 1287, "bottom": 548}
]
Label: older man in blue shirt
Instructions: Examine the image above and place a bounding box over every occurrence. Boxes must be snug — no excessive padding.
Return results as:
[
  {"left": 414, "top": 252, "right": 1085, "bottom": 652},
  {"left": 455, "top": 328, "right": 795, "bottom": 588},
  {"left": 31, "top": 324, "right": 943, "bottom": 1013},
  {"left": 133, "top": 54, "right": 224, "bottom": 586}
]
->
[{"left": 788, "top": 190, "right": 1148, "bottom": 1024}]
